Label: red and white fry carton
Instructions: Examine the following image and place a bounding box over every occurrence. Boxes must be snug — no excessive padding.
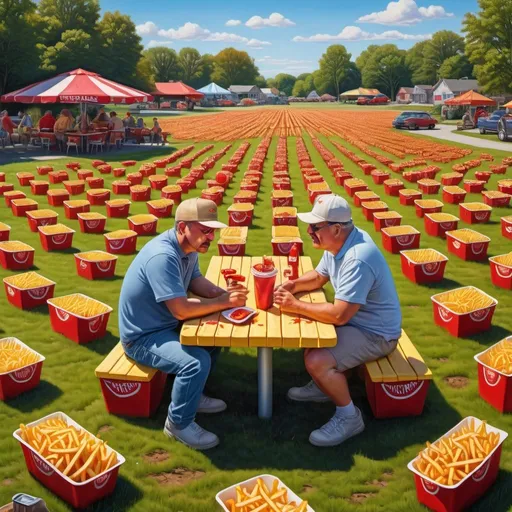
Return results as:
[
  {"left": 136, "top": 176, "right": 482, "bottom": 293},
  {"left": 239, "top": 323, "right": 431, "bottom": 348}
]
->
[
  {"left": 400, "top": 250, "right": 448, "bottom": 284},
  {"left": 501, "top": 216, "right": 512, "bottom": 240},
  {"left": 216, "top": 474, "right": 315, "bottom": 512},
  {"left": 128, "top": 214, "right": 158, "bottom": 236},
  {"left": 381, "top": 226, "right": 421, "bottom": 254},
  {"left": 446, "top": 230, "right": 490, "bottom": 261},
  {"left": 0, "top": 337, "right": 44, "bottom": 400},
  {"left": 47, "top": 294, "right": 112, "bottom": 344},
  {"left": 0, "top": 222, "right": 10, "bottom": 241},
  {"left": 0, "top": 241, "right": 35, "bottom": 270},
  {"left": 13, "top": 412, "right": 125, "bottom": 508},
  {"left": 3, "top": 272, "right": 55, "bottom": 310},
  {"left": 74, "top": 252, "right": 118, "bottom": 280},
  {"left": 38, "top": 225, "right": 75, "bottom": 252},
  {"left": 77, "top": 213, "right": 107, "bottom": 234},
  {"left": 489, "top": 254, "right": 512, "bottom": 290},
  {"left": 424, "top": 214, "right": 459, "bottom": 239},
  {"left": 431, "top": 286, "right": 497, "bottom": 338},
  {"left": 104, "top": 231, "right": 138, "bottom": 255},
  {"left": 474, "top": 338, "right": 512, "bottom": 413},
  {"left": 408, "top": 417, "right": 508, "bottom": 512}
]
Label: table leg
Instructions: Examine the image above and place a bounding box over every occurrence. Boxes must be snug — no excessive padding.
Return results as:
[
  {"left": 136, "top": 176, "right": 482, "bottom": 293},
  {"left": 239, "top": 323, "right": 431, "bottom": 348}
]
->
[{"left": 258, "top": 347, "right": 272, "bottom": 419}]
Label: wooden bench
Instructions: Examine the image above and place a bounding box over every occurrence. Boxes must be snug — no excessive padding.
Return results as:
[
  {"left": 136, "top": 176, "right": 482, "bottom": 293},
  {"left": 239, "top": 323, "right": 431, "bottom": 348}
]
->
[
  {"left": 364, "top": 330, "right": 432, "bottom": 418},
  {"left": 95, "top": 342, "right": 167, "bottom": 417}
]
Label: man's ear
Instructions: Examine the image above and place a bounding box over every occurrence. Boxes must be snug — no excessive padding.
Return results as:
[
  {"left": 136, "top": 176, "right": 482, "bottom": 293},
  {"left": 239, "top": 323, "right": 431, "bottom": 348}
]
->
[{"left": 176, "top": 221, "right": 186, "bottom": 235}]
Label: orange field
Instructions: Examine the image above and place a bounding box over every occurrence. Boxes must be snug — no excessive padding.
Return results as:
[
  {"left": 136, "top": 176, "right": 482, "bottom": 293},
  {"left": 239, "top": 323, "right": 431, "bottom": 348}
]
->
[{"left": 160, "top": 109, "right": 471, "bottom": 163}]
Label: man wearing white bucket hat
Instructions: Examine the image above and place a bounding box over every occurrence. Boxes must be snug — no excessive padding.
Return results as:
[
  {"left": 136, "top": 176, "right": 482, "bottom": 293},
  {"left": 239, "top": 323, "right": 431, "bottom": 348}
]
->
[
  {"left": 274, "top": 194, "right": 401, "bottom": 447},
  {"left": 119, "top": 198, "right": 248, "bottom": 450}
]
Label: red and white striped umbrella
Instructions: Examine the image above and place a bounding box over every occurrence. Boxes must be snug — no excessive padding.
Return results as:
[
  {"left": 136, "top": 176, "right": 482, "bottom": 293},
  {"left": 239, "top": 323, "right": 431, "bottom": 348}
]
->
[{"left": 1, "top": 68, "right": 152, "bottom": 104}]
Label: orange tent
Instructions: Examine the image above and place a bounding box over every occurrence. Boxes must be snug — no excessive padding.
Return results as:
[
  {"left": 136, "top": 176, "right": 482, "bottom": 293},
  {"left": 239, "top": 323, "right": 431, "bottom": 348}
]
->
[
  {"left": 444, "top": 90, "right": 496, "bottom": 106},
  {"left": 151, "top": 81, "right": 204, "bottom": 101}
]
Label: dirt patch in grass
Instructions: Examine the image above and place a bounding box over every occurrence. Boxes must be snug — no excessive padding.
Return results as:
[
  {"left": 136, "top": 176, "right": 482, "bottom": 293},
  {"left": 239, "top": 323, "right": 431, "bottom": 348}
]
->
[
  {"left": 436, "top": 357, "right": 449, "bottom": 363},
  {"left": 1, "top": 478, "right": 15, "bottom": 486},
  {"left": 97, "top": 425, "right": 114, "bottom": 435},
  {"left": 302, "top": 484, "right": 315, "bottom": 494},
  {"left": 365, "top": 479, "right": 389, "bottom": 487},
  {"left": 144, "top": 449, "right": 170, "bottom": 464},
  {"left": 444, "top": 376, "right": 469, "bottom": 388},
  {"left": 148, "top": 467, "right": 205, "bottom": 486},
  {"left": 347, "top": 492, "right": 376, "bottom": 504}
]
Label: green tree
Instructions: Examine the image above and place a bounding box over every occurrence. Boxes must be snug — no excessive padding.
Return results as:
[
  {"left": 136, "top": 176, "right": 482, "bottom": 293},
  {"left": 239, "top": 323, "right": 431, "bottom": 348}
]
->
[
  {"left": 211, "top": 47, "right": 259, "bottom": 87},
  {"left": 339, "top": 62, "right": 362, "bottom": 93},
  {"left": 291, "top": 79, "right": 307, "bottom": 97},
  {"left": 438, "top": 54, "right": 473, "bottom": 79},
  {"left": 422, "top": 31, "right": 465, "bottom": 84},
  {"left": 178, "top": 47, "right": 202, "bottom": 83},
  {"left": 38, "top": 0, "right": 100, "bottom": 46},
  {"left": 406, "top": 40, "right": 431, "bottom": 84},
  {"left": 40, "top": 29, "right": 94, "bottom": 73},
  {"left": 362, "top": 44, "right": 410, "bottom": 100},
  {"left": 97, "top": 11, "right": 142, "bottom": 84},
  {"left": 0, "top": 0, "right": 42, "bottom": 95},
  {"left": 133, "top": 55, "right": 154, "bottom": 91},
  {"left": 318, "top": 44, "right": 351, "bottom": 100},
  {"left": 296, "top": 72, "right": 311, "bottom": 81},
  {"left": 144, "top": 47, "right": 180, "bottom": 83},
  {"left": 190, "top": 53, "right": 214, "bottom": 89},
  {"left": 463, "top": 0, "right": 512, "bottom": 93},
  {"left": 355, "top": 45, "right": 379, "bottom": 75},
  {"left": 266, "top": 77, "right": 277, "bottom": 89},
  {"left": 255, "top": 75, "right": 267, "bottom": 88},
  {"left": 273, "top": 73, "right": 296, "bottom": 96}
]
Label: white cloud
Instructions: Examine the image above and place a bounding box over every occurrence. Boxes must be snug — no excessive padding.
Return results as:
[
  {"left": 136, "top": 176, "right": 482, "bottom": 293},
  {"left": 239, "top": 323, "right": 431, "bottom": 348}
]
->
[
  {"left": 357, "top": 0, "right": 453, "bottom": 26},
  {"left": 145, "top": 22, "right": 271, "bottom": 48},
  {"left": 225, "top": 19, "right": 241, "bottom": 26},
  {"left": 147, "top": 40, "right": 173, "bottom": 48},
  {"left": 256, "top": 56, "right": 315, "bottom": 73},
  {"left": 245, "top": 12, "right": 295, "bottom": 29},
  {"left": 293, "top": 26, "right": 431, "bottom": 42},
  {"left": 136, "top": 21, "right": 158, "bottom": 36}
]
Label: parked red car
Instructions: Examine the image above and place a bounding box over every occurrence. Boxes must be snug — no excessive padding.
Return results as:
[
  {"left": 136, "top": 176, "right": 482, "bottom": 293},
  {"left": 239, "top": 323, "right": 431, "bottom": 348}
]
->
[
  {"left": 357, "top": 96, "right": 371, "bottom": 105},
  {"left": 392, "top": 111, "right": 438, "bottom": 130},
  {"left": 369, "top": 94, "right": 390, "bottom": 105}
]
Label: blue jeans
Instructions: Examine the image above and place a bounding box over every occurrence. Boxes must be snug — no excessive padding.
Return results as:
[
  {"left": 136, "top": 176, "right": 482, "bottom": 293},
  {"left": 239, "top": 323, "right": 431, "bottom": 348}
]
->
[{"left": 122, "top": 329, "right": 221, "bottom": 429}]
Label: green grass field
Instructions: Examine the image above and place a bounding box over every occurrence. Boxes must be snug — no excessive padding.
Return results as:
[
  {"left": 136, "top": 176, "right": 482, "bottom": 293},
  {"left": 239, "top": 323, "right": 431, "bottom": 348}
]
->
[{"left": 0, "top": 125, "right": 511, "bottom": 511}]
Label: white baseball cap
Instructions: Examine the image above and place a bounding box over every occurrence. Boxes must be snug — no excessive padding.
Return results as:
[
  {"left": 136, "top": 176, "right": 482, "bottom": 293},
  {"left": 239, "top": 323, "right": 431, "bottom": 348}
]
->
[
  {"left": 175, "top": 197, "right": 227, "bottom": 229},
  {"left": 297, "top": 194, "right": 352, "bottom": 224}
]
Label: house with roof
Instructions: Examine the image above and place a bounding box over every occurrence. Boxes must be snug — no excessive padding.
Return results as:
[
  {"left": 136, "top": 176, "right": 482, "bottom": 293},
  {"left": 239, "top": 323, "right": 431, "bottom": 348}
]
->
[
  {"left": 229, "top": 85, "right": 265, "bottom": 103},
  {"left": 397, "top": 87, "right": 414, "bottom": 103},
  {"left": 432, "top": 78, "right": 480, "bottom": 105},
  {"left": 412, "top": 85, "right": 434, "bottom": 104}
]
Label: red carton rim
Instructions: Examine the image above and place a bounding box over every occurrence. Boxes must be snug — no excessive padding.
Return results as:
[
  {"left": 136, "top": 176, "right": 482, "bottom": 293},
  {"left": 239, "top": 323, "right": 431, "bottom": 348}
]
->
[
  {"left": 0, "top": 244, "right": 34, "bottom": 253},
  {"left": 12, "top": 411, "right": 125, "bottom": 487},
  {"left": 37, "top": 227, "right": 76, "bottom": 235},
  {"left": 446, "top": 231, "right": 491, "bottom": 244},
  {"left": 460, "top": 204, "right": 492, "bottom": 213},
  {"left": 407, "top": 416, "right": 508, "bottom": 489},
  {"left": 0, "top": 224, "right": 11, "bottom": 231},
  {"left": 74, "top": 251, "right": 118, "bottom": 263},
  {"left": 425, "top": 213, "right": 459, "bottom": 223},
  {"left": 400, "top": 249, "right": 448, "bottom": 264},
  {"left": 215, "top": 473, "right": 314, "bottom": 512},
  {"left": 127, "top": 215, "right": 158, "bottom": 226},
  {"left": 46, "top": 293, "right": 113, "bottom": 320},
  {"left": 77, "top": 213, "right": 107, "bottom": 221},
  {"left": 431, "top": 286, "right": 498, "bottom": 316},
  {"left": 474, "top": 336, "right": 512, "bottom": 378},
  {"left": 381, "top": 226, "right": 420, "bottom": 237},
  {"left": 489, "top": 255, "right": 512, "bottom": 270},
  {"left": 0, "top": 337, "right": 45, "bottom": 376}
]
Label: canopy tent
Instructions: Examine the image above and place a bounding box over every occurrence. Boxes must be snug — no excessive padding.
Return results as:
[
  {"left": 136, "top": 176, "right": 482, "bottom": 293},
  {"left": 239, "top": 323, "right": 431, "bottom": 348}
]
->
[
  {"left": 504, "top": 100, "right": 512, "bottom": 108},
  {"left": 307, "top": 90, "right": 321, "bottom": 101},
  {"left": 152, "top": 82, "right": 204, "bottom": 101},
  {"left": 320, "top": 93, "right": 336, "bottom": 101},
  {"left": 197, "top": 82, "right": 232, "bottom": 96},
  {"left": 444, "top": 90, "right": 496, "bottom": 106},
  {"left": 1, "top": 68, "right": 152, "bottom": 104},
  {"left": 340, "top": 87, "right": 380, "bottom": 99}
]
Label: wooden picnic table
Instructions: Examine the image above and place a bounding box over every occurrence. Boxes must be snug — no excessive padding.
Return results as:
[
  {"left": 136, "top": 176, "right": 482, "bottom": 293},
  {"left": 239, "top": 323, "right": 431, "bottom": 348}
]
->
[{"left": 180, "top": 255, "right": 337, "bottom": 418}]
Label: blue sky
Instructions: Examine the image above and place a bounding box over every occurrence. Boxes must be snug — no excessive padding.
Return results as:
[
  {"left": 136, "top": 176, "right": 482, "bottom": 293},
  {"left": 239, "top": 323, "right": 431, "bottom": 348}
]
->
[{"left": 102, "top": 0, "right": 477, "bottom": 78}]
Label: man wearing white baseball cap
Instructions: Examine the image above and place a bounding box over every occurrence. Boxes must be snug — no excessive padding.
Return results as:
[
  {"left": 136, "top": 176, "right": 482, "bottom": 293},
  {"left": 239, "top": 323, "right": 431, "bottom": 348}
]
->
[
  {"left": 119, "top": 198, "right": 248, "bottom": 450},
  {"left": 274, "top": 194, "right": 401, "bottom": 447}
]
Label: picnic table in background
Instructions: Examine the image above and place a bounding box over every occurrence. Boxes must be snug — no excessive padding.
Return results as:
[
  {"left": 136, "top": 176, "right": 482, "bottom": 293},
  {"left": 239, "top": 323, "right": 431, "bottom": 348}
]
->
[{"left": 180, "top": 255, "right": 337, "bottom": 418}]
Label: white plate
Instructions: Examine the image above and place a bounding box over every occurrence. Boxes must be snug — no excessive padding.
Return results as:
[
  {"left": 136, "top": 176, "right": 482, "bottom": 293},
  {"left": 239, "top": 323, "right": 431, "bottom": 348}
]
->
[{"left": 221, "top": 307, "right": 257, "bottom": 324}]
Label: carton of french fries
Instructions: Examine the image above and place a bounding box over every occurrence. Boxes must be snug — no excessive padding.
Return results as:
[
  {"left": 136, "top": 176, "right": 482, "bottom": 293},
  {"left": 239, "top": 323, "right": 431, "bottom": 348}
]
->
[
  {"left": 0, "top": 222, "right": 11, "bottom": 242},
  {"left": 474, "top": 337, "right": 512, "bottom": 412},
  {"left": 445, "top": 228, "right": 490, "bottom": 262},
  {"left": 13, "top": 412, "right": 125, "bottom": 508},
  {"left": 0, "top": 337, "right": 45, "bottom": 400},
  {"left": 216, "top": 474, "right": 314, "bottom": 512},
  {"left": 74, "top": 251, "right": 118, "bottom": 280},
  {"left": 489, "top": 252, "right": 512, "bottom": 290},
  {"left": 408, "top": 417, "right": 507, "bottom": 512},
  {"left": 3, "top": 271, "right": 56, "bottom": 310},
  {"left": 400, "top": 249, "right": 448, "bottom": 285},
  {"left": 47, "top": 293, "right": 113, "bottom": 344}
]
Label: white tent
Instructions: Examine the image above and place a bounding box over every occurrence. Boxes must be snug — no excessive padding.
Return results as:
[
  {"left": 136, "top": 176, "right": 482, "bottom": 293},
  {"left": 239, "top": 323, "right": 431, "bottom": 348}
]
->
[
  {"left": 197, "top": 82, "right": 232, "bottom": 97},
  {"left": 306, "top": 90, "right": 321, "bottom": 101}
]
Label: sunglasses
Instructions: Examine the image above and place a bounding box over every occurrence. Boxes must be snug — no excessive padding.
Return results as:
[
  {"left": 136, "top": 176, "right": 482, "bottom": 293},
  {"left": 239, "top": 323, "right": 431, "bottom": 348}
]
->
[{"left": 309, "top": 222, "right": 340, "bottom": 233}]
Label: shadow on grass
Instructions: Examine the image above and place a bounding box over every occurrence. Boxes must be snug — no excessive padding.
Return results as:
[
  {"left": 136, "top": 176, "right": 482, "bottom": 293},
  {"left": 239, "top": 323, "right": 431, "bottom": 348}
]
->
[
  {"left": 85, "top": 475, "right": 144, "bottom": 511},
  {"left": 467, "top": 324, "right": 510, "bottom": 346},
  {"left": 421, "top": 277, "right": 462, "bottom": 290},
  {"left": 54, "top": 246, "right": 81, "bottom": 255},
  {"left": 6, "top": 380, "right": 62, "bottom": 412},
  {"left": 121, "top": 348, "right": 462, "bottom": 473},
  {"left": 86, "top": 331, "right": 121, "bottom": 356},
  {"left": 471, "top": 470, "right": 512, "bottom": 512}
]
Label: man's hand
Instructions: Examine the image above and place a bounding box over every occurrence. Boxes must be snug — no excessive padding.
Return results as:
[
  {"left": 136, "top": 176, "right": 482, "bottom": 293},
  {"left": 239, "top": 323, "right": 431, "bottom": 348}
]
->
[
  {"left": 274, "top": 288, "right": 300, "bottom": 313},
  {"left": 223, "top": 288, "right": 249, "bottom": 308},
  {"left": 275, "top": 280, "right": 295, "bottom": 294}
]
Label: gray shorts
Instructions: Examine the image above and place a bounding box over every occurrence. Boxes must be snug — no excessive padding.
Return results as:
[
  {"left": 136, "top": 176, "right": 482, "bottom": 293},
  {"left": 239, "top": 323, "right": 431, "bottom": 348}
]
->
[{"left": 326, "top": 325, "right": 399, "bottom": 372}]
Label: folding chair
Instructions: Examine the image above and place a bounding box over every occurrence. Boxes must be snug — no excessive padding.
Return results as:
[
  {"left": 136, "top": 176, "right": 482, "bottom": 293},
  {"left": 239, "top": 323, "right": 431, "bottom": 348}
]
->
[
  {"left": 89, "top": 133, "right": 106, "bottom": 153},
  {"left": 66, "top": 135, "right": 80, "bottom": 155}
]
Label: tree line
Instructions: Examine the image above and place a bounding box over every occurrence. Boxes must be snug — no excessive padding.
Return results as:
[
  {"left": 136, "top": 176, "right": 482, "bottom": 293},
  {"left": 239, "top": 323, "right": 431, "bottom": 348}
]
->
[{"left": 0, "top": 0, "right": 510, "bottom": 100}]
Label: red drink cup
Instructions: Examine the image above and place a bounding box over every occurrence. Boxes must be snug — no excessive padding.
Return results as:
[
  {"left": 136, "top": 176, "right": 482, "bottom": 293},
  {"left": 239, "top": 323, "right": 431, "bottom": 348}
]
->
[{"left": 251, "top": 265, "right": 277, "bottom": 310}]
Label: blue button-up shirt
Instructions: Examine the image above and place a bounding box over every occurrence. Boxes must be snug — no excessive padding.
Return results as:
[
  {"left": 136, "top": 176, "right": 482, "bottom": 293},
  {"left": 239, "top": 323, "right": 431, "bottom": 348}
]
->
[{"left": 315, "top": 227, "right": 402, "bottom": 340}]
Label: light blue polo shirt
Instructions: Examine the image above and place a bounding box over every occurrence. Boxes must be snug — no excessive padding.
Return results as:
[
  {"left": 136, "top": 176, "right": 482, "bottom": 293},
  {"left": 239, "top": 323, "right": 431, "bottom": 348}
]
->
[
  {"left": 118, "top": 229, "right": 202, "bottom": 342},
  {"left": 315, "top": 227, "right": 402, "bottom": 341}
]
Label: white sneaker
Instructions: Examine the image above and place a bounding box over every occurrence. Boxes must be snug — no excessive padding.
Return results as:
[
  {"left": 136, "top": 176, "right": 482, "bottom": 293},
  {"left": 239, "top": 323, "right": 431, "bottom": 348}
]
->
[
  {"left": 197, "top": 393, "right": 227, "bottom": 414},
  {"left": 309, "top": 407, "right": 365, "bottom": 447},
  {"left": 164, "top": 418, "right": 219, "bottom": 450},
  {"left": 287, "top": 380, "right": 331, "bottom": 403}
]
